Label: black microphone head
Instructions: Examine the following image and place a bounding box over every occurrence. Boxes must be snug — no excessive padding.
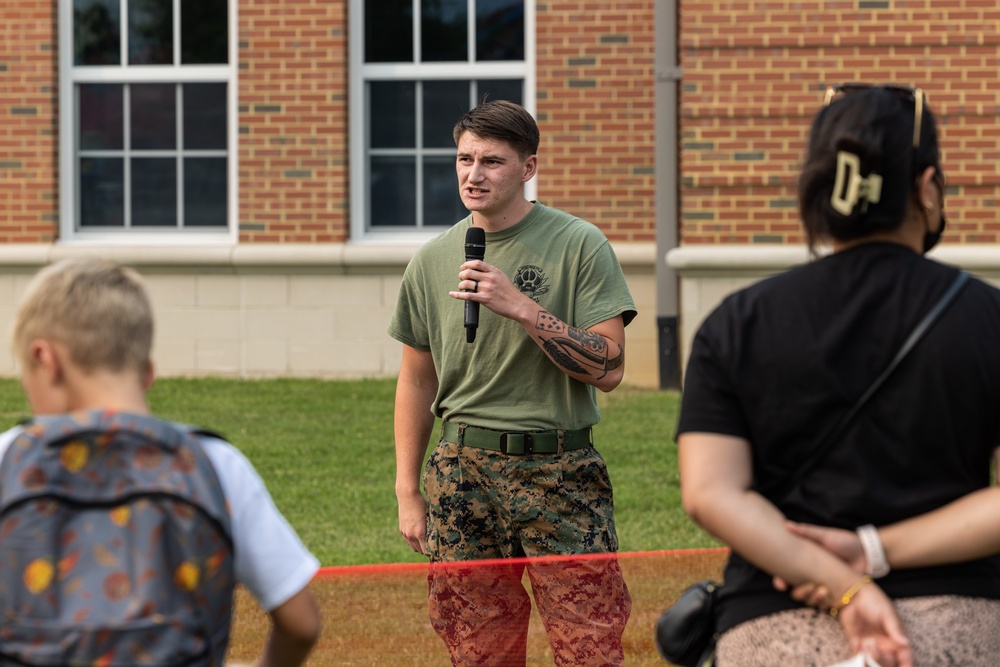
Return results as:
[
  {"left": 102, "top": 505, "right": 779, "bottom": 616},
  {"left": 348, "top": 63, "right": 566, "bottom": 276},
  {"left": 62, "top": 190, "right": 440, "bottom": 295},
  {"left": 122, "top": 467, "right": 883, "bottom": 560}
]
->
[{"left": 464, "top": 226, "right": 486, "bottom": 261}]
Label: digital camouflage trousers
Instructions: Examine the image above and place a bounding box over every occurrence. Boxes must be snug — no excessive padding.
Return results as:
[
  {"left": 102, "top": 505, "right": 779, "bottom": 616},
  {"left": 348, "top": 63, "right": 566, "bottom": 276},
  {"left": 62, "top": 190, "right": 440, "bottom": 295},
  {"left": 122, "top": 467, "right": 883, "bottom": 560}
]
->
[{"left": 423, "top": 435, "right": 632, "bottom": 667}]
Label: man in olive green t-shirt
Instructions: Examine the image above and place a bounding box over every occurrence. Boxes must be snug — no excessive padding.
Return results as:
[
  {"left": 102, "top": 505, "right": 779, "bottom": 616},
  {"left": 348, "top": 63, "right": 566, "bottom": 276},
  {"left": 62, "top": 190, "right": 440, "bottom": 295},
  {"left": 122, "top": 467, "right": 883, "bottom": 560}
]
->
[{"left": 389, "top": 100, "right": 635, "bottom": 667}]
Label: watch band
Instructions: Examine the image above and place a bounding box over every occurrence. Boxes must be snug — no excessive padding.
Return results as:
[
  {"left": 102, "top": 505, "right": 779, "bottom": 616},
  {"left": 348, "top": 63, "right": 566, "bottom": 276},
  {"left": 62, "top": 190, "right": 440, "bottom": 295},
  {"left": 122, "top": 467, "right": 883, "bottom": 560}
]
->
[{"left": 857, "top": 523, "right": 890, "bottom": 578}]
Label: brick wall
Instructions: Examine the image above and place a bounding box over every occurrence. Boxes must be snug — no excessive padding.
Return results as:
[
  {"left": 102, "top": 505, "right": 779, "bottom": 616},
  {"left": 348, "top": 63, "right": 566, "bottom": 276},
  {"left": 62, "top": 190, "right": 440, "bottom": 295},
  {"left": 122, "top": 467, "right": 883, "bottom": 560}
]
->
[
  {"left": 0, "top": 1, "right": 59, "bottom": 243},
  {"left": 238, "top": 0, "right": 349, "bottom": 243},
  {"left": 536, "top": 1, "right": 657, "bottom": 242},
  {"left": 0, "top": 1, "right": 351, "bottom": 245},
  {"left": 680, "top": 0, "right": 1000, "bottom": 245},
  {"left": 5, "top": 2, "right": 656, "bottom": 245}
]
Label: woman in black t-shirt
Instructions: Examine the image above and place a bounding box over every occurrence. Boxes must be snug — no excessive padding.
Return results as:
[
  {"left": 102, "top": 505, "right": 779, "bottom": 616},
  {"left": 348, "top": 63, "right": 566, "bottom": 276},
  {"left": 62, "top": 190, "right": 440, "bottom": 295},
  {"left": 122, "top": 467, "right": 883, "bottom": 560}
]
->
[{"left": 677, "top": 84, "right": 1000, "bottom": 667}]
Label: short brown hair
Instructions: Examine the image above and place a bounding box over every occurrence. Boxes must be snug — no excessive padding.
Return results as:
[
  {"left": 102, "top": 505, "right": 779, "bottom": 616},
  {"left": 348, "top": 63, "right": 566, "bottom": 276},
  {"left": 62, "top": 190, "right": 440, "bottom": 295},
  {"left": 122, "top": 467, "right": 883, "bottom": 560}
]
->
[
  {"left": 13, "top": 259, "right": 154, "bottom": 374},
  {"left": 452, "top": 100, "right": 540, "bottom": 159}
]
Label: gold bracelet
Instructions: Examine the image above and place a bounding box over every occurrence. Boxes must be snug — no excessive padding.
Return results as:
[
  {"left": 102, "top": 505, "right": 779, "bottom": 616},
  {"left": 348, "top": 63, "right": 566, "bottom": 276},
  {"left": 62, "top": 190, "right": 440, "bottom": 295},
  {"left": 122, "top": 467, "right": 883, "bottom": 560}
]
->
[{"left": 829, "top": 575, "right": 872, "bottom": 617}]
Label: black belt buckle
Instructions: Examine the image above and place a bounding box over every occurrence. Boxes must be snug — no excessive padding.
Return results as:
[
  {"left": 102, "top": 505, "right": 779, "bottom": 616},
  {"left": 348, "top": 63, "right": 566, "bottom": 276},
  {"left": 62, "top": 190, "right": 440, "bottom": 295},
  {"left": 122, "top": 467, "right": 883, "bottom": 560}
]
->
[{"left": 499, "top": 431, "right": 533, "bottom": 455}]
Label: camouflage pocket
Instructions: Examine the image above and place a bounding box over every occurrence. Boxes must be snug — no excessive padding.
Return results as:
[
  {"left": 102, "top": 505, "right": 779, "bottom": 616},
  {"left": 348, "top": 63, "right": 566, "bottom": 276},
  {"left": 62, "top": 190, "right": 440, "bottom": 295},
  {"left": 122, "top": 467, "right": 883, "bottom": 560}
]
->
[
  {"left": 423, "top": 441, "right": 516, "bottom": 561},
  {"left": 514, "top": 447, "right": 619, "bottom": 555}
]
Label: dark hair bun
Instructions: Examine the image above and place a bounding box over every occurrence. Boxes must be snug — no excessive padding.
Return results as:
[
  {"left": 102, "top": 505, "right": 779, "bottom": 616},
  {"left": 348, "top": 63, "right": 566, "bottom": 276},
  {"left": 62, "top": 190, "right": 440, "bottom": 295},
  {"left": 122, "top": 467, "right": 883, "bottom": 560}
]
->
[{"left": 798, "top": 87, "right": 926, "bottom": 249}]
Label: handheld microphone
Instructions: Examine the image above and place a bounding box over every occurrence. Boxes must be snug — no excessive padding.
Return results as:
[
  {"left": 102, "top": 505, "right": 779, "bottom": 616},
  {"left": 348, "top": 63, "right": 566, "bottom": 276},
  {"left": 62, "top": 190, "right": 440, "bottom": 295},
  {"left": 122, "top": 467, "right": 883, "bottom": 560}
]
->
[{"left": 463, "top": 227, "right": 486, "bottom": 343}]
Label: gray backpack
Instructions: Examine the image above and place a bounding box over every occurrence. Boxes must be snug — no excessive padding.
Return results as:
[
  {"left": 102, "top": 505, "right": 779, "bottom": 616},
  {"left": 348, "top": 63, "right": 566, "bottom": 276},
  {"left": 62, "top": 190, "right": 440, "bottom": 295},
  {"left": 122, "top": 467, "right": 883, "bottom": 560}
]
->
[{"left": 0, "top": 410, "right": 236, "bottom": 666}]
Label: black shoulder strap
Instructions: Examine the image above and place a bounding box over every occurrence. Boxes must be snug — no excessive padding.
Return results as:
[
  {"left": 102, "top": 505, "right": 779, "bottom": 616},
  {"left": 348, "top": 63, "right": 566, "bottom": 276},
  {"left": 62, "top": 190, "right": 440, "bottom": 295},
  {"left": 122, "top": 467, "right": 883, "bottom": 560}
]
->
[
  {"left": 186, "top": 425, "right": 228, "bottom": 442},
  {"left": 774, "top": 270, "right": 971, "bottom": 501}
]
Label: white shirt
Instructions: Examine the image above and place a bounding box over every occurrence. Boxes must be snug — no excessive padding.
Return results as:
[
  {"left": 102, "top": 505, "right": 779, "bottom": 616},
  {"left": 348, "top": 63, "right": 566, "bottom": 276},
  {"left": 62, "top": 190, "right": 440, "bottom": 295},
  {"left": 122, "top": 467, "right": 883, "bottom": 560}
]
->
[{"left": 0, "top": 425, "right": 319, "bottom": 612}]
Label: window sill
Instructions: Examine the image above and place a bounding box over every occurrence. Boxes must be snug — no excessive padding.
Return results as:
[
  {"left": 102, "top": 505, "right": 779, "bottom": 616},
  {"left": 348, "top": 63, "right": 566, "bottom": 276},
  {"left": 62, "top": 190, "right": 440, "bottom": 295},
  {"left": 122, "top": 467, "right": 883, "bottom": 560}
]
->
[{"left": 2, "top": 242, "right": 426, "bottom": 271}]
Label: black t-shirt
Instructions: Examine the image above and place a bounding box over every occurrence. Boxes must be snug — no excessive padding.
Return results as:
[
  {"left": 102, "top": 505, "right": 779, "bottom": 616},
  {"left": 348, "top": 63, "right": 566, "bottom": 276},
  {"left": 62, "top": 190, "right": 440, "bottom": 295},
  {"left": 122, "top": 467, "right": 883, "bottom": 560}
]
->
[{"left": 677, "top": 242, "right": 1000, "bottom": 633}]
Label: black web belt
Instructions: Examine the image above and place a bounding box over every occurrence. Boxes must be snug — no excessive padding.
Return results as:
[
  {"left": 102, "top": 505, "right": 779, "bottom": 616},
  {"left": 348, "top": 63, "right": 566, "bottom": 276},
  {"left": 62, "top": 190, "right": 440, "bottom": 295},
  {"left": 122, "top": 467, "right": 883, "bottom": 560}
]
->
[{"left": 441, "top": 421, "right": 593, "bottom": 455}]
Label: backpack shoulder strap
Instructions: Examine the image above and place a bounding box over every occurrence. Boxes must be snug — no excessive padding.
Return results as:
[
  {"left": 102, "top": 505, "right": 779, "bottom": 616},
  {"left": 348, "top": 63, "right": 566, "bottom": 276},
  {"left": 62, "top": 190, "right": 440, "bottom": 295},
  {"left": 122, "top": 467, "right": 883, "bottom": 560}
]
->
[
  {"left": 185, "top": 425, "right": 228, "bottom": 442},
  {"left": 0, "top": 410, "right": 233, "bottom": 540}
]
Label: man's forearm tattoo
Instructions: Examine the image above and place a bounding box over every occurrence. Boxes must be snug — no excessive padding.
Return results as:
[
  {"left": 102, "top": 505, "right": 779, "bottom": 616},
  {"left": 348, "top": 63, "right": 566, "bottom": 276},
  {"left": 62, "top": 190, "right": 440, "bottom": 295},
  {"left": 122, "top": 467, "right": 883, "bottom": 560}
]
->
[{"left": 535, "top": 311, "right": 624, "bottom": 378}]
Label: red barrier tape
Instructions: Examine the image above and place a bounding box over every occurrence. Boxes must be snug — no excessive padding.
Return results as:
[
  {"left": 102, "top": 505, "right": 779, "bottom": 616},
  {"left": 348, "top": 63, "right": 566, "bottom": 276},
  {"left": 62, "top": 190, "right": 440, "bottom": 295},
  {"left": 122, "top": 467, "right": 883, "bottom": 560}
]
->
[{"left": 228, "top": 548, "right": 729, "bottom": 667}]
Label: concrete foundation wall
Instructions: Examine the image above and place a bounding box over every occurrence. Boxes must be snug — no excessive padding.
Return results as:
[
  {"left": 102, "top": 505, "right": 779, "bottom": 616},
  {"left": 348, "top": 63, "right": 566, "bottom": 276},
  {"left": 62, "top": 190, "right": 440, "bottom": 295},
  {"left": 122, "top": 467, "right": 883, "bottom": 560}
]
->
[
  {"left": 667, "top": 244, "right": 1000, "bottom": 381},
  {"left": 0, "top": 242, "right": 660, "bottom": 388}
]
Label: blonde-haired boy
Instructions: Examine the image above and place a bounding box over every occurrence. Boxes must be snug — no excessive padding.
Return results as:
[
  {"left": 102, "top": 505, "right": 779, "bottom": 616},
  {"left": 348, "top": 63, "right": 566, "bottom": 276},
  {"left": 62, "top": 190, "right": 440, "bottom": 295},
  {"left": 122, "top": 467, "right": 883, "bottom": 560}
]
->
[{"left": 2, "top": 258, "right": 321, "bottom": 667}]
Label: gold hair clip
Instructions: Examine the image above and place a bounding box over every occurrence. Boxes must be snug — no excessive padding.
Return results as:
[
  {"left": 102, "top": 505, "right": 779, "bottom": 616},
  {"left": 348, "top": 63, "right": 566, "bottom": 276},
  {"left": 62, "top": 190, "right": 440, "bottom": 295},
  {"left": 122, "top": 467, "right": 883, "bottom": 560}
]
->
[{"left": 831, "top": 151, "right": 882, "bottom": 216}]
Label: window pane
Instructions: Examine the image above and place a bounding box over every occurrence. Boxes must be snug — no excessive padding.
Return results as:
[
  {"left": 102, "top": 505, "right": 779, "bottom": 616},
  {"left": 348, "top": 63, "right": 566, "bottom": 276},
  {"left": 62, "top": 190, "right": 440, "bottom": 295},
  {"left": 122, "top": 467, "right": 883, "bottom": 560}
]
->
[
  {"left": 476, "top": 0, "right": 524, "bottom": 61},
  {"left": 370, "top": 82, "right": 415, "bottom": 149},
  {"left": 423, "top": 81, "right": 468, "bottom": 148},
  {"left": 79, "top": 84, "right": 124, "bottom": 150},
  {"left": 131, "top": 84, "right": 176, "bottom": 150},
  {"left": 184, "top": 158, "right": 227, "bottom": 227},
  {"left": 184, "top": 83, "right": 227, "bottom": 150},
  {"left": 181, "top": 0, "right": 228, "bottom": 64},
  {"left": 365, "top": 0, "right": 412, "bottom": 63},
  {"left": 80, "top": 158, "right": 124, "bottom": 227},
  {"left": 74, "top": 0, "right": 121, "bottom": 65},
  {"left": 422, "top": 0, "right": 467, "bottom": 62},
  {"left": 477, "top": 79, "right": 522, "bottom": 105},
  {"left": 370, "top": 157, "right": 416, "bottom": 227},
  {"left": 129, "top": 0, "right": 173, "bottom": 65},
  {"left": 423, "top": 156, "right": 464, "bottom": 227},
  {"left": 132, "top": 157, "right": 177, "bottom": 226}
]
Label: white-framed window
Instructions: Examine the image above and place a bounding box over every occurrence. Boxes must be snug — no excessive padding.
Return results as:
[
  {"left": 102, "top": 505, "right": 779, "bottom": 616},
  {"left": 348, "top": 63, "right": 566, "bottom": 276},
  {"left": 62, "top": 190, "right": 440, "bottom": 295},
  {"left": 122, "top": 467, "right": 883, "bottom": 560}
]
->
[
  {"left": 350, "top": 0, "right": 535, "bottom": 241},
  {"left": 58, "top": 0, "right": 238, "bottom": 243}
]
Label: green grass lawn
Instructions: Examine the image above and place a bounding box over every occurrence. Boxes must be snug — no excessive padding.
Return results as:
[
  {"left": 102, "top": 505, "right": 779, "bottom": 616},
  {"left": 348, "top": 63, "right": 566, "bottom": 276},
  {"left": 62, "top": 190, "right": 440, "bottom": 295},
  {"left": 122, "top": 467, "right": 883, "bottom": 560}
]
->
[{"left": 0, "top": 377, "right": 717, "bottom": 566}]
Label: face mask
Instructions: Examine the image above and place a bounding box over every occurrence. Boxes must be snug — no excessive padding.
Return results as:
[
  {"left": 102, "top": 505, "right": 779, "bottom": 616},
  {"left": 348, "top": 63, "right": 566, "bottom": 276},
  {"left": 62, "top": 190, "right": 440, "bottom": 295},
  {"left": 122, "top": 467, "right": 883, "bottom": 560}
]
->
[
  {"left": 923, "top": 212, "right": 946, "bottom": 253},
  {"left": 921, "top": 169, "right": 947, "bottom": 254}
]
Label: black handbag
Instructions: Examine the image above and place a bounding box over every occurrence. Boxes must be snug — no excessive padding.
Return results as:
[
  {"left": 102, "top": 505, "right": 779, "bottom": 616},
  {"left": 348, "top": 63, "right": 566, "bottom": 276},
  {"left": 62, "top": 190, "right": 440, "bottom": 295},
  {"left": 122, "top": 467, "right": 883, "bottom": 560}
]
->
[
  {"left": 654, "top": 579, "right": 719, "bottom": 667},
  {"left": 653, "top": 270, "right": 970, "bottom": 667}
]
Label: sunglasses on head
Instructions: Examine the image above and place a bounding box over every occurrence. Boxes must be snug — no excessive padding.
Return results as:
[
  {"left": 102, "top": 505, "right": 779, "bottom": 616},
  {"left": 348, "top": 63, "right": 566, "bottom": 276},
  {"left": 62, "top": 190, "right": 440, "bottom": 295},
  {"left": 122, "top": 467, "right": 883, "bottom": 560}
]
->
[{"left": 823, "top": 83, "right": 925, "bottom": 151}]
